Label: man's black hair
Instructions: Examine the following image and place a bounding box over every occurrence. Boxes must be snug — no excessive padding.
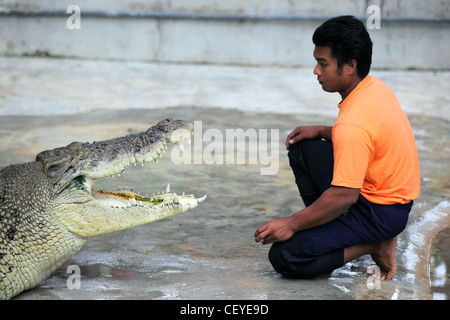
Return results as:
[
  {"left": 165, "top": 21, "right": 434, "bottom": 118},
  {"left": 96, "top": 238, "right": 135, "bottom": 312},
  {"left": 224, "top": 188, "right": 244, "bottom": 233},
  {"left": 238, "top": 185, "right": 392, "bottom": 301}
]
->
[{"left": 312, "top": 15, "right": 373, "bottom": 78}]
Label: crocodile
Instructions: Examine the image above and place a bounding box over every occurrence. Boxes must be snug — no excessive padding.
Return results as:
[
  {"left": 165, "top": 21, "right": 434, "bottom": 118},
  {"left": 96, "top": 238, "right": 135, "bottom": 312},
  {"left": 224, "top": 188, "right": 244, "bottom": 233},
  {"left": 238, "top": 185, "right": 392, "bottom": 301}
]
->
[{"left": 0, "top": 118, "right": 206, "bottom": 300}]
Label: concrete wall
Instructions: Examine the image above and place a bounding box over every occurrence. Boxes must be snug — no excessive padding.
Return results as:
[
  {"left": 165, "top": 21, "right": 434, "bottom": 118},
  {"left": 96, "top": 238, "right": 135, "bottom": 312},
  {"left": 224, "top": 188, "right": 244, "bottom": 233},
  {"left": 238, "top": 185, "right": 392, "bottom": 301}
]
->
[{"left": 0, "top": 0, "right": 449, "bottom": 69}]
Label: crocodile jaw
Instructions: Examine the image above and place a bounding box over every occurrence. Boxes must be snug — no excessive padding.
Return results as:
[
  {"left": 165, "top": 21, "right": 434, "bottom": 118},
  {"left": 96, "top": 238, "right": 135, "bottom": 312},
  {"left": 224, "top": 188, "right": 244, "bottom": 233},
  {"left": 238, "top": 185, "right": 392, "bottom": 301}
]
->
[
  {"left": 49, "top": 121, "right": 207, "bottom": 238},
  {"left": 54, "top": 181, "right": 206, "bottom": 238},
  {"left": 53, "top": 152, "right": 206, "bottom": 238}
]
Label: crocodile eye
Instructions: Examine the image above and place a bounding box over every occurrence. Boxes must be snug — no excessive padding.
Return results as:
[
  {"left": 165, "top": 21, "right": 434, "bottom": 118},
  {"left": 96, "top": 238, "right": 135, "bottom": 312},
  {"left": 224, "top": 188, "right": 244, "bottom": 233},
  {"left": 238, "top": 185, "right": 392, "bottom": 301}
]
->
[{"left": 77, "top": 150, "right": 88, "bottom": 158}]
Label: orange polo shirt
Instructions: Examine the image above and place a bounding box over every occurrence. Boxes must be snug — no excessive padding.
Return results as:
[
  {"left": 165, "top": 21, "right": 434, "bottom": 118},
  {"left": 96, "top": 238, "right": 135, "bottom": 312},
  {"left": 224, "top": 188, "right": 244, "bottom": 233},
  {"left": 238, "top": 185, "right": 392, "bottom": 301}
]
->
[{"left": 331, "top": 75, "right": 420, "bottom": 205}]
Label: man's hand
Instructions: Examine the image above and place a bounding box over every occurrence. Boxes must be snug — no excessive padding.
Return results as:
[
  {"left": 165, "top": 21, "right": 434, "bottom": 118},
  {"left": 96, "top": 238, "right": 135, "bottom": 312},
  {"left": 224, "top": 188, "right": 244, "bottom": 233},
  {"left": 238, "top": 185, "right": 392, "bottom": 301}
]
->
[
  {"left": 254, "top": 186, "right": 360, "bottom": 246},
  {"left": 254, "top": 218, "right": 295, "bottom": 245},
  {"left": 285, "top": 126, "right": 332, "bottom": 149}
]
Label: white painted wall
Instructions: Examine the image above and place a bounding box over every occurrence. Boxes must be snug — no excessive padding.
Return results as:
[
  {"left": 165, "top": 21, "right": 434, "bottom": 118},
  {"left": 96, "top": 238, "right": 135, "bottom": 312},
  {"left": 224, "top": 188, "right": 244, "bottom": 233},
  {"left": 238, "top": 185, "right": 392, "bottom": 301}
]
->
[{"left": 0, "top": 0, "right": 448, "bottom": 69}]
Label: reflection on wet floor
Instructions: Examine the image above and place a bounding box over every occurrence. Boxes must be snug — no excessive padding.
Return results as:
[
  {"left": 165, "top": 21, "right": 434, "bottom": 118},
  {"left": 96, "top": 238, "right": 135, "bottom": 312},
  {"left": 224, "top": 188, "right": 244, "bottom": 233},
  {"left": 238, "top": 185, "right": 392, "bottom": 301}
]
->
[
  {"left": 1, "top": 107, "right": 449, "bottom": 300},
  {"left": 430, "top": 228, "right": 450, "bottom": 300}
]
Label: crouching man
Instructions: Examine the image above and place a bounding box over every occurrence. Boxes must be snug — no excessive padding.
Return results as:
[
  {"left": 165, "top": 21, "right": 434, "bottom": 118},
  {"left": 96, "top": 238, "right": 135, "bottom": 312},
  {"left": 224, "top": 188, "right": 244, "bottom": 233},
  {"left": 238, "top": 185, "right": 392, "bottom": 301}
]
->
[{"left": 254, "top": 16, "right": 420, "bottom": 280}]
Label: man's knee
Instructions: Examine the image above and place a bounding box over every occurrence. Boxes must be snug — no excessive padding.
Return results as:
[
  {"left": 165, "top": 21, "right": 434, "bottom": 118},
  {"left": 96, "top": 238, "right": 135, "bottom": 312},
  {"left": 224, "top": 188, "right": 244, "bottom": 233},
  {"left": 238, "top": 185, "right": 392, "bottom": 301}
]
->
[
  {"left": 268, "top": 241, "right": 344, "bottom": 279},
  {"left": 288, "top": 139, "right": 328, "bottom": 158},
  {"left": 268, "top": 242, "right": 319, "bottom": 279},
  {"left": 288, "top": 139, "right": 333, "bottom": 174},
  {"left": 268, "top": 242, "right": 287, "bottom": 274},
  {"left": 287, "top": 140, "right": 307, "bottom": 164}
]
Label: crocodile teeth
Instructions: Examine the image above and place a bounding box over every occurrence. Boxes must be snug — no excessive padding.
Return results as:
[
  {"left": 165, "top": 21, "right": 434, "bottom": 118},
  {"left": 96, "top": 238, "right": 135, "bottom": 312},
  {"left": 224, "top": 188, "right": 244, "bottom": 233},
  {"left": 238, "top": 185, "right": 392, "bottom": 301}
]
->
[
  {"left": 197, "top": 195, "right": 207, "bottom": 204},
  {"left": 165, "top": 184, "right": 171, "bottom": 193},
  {"left": 131, "top": 198, "right": 137, "bottom": 206},
  {"left": 173, "top": 193, "right": 179, "bottom": 204}
]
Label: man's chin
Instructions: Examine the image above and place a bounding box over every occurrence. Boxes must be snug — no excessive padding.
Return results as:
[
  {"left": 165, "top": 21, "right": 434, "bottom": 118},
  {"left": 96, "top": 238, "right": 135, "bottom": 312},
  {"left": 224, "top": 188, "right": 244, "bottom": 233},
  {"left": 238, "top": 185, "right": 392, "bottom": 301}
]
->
[
  {"left": 320, "top": 84, "right": 337, "bottom": 93},
  {"left": 320, "top": 84, "right": 331, "bottom": 92}
]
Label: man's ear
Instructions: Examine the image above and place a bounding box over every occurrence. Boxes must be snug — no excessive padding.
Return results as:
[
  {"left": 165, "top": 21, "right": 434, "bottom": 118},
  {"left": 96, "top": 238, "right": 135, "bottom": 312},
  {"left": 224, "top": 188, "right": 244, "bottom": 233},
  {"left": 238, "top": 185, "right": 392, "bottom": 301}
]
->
[{"left": 345, "top": 59, "right": 358, "bottom": 76}]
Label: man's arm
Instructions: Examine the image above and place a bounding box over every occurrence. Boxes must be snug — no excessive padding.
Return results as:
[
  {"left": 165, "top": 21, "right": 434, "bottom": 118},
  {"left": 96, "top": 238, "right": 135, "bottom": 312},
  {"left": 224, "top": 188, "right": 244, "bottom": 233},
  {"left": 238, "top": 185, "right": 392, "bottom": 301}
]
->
[
  {"left": 254, "top": 186, "right": 360, "bottom": 245},
  {"left": 286, "top": 126, "right": 333, "bottom": 149}
]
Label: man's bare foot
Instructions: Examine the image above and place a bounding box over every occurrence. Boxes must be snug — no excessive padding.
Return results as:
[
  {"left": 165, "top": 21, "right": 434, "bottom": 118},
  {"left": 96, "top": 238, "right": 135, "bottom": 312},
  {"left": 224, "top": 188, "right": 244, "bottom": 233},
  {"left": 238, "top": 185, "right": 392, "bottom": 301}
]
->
[{"left": 369, "top": 237, "right": 398, "bottom": 280}]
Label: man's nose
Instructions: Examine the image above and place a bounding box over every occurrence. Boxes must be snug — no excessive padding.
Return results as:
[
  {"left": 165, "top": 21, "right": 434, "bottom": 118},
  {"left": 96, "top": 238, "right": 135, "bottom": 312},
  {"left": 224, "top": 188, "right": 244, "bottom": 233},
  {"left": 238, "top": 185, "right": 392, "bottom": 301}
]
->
[{"left": 313, "top": 64, "right": 321, "bottom": 76}]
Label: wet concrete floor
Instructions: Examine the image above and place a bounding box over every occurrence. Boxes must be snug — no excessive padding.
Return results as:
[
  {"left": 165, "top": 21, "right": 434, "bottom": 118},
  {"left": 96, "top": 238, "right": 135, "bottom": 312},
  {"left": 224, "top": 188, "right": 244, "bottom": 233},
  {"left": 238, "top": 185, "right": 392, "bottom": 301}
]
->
[
  {"left": 0, "top": 107, "right": 449, "bottom": 300},
  {"left": 0, "top": 57, "right": 449, "bottom": 300}
]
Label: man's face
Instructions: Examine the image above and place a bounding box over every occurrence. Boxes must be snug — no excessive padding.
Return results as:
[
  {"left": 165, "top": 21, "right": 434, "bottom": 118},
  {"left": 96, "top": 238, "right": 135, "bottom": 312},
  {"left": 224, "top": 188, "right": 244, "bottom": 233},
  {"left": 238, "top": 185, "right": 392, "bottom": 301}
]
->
[{"left": 313, "top": 46, "right": 348, "bottom": 93}]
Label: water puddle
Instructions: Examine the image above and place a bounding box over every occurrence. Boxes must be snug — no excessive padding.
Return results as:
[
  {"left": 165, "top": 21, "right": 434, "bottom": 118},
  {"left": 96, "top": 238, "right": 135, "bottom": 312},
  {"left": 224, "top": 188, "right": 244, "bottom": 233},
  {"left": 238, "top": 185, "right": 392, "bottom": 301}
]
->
[{"left": 430, "top": 227, "right": 450, "bottom": 299}]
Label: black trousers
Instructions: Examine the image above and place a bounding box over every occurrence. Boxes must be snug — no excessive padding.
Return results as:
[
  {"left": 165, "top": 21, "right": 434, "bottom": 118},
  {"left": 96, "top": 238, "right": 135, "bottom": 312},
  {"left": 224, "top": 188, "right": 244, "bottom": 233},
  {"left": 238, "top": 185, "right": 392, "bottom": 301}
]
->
[{"left": 268, "top": 139, "right": 412, "bottom": 278}]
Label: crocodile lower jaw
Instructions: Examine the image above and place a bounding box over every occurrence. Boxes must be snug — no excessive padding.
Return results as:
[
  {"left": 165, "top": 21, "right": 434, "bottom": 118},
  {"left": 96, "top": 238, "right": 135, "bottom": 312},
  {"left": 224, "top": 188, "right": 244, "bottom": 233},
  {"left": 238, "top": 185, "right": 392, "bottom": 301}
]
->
[{"left": 90, "top": 184, "right": 207, "bottom": 210}]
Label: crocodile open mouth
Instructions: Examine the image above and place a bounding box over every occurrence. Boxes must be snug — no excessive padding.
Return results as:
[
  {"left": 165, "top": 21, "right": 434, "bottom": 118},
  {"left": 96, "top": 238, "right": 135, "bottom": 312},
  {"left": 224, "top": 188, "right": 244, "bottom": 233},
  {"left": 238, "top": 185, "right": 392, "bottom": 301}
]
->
[
  {"left": 90, "top": 183, "right": 206, "bottom": 210},
  {"left": 86, "top": 134, "right": 206, "bottom": 211},
  {"left": 56, "top": 119, "right": 206, "bottom": 213},
  {"left": 67, "top": 137, "right": 206, "bottom": 214}
]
